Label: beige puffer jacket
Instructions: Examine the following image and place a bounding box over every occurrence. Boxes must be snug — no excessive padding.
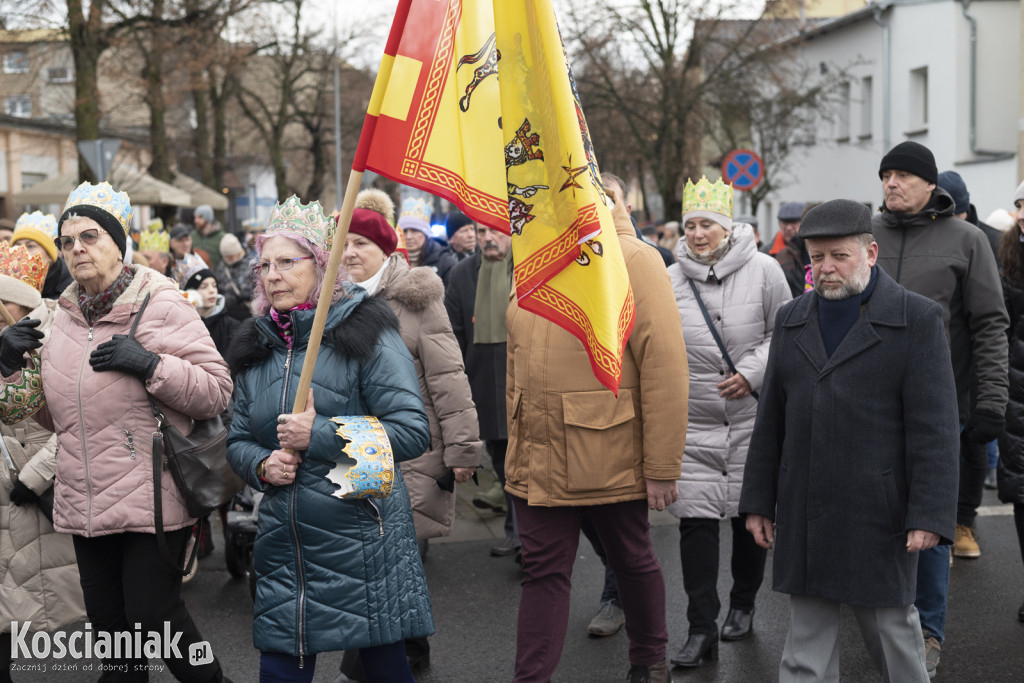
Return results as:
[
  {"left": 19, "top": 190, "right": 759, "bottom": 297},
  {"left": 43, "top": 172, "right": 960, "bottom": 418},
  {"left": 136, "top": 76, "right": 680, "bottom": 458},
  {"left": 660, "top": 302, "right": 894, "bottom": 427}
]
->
[
  {"left": 374, "top": 255, "right": 481, "bottom": 539},
  {"left": 0, "top": 298, "right": 87, "bottom": 633},
  {"left": 32, "top": 265, "right": 231, "bottom": 537}
]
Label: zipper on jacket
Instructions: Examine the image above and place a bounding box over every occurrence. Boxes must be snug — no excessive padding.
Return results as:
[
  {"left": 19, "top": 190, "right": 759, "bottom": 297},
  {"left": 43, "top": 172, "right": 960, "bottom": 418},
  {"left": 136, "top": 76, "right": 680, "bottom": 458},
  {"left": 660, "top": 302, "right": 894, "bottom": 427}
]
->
[
  {"left": 78, "top": 326, "right": 95, "bottom": 535},
  {"left": 365, "top": 499, "right": 384, "bottom": 536},
  {"left": 278, "top": 347, "right": 307, "bottom": 661},
  {"left": 122, "top": 429, "right": 136, "bottom": 459},
  {"left": 895, "top": 229, "right": 907, "bottom": 283}
]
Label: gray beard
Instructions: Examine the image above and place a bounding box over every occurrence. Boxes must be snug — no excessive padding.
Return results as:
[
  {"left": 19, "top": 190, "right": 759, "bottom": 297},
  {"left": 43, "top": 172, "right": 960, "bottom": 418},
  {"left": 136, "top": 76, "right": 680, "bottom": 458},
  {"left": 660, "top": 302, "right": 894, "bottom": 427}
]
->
[{"left": 816, "top": 262, "right": 872, "bottom": 301}]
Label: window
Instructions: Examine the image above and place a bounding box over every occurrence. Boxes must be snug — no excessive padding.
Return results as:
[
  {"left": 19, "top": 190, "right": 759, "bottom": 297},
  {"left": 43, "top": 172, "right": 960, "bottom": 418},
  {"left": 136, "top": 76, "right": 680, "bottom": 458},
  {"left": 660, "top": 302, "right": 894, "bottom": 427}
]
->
[
  {"left": 835, "top": 82, "right": 851, "bottom": 141},
  {"left": 909, "top": 67, "right": 928, "bottom": 131},
  {"left": 2, "top": 50, "right": 28, "bottom": 74},
  {"left": 47, "top": 67, "right": 72, "bottom": 83},
  {"left": 859, "top": 76, "right": 873, "bottom": 138},
  {"left": 4, "top": 95, "right": 31, "bottom": 118},
  {"left": 21, "top": 173, "right": 45, "bottom": 190}
]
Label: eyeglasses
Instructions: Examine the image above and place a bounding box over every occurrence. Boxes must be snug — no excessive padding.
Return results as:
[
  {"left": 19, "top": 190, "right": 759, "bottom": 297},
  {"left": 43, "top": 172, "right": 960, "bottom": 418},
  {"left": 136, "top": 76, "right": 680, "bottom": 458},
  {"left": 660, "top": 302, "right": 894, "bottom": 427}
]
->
[
  {"left": 251, "top": 256, "right": 314, "bottom": 276},
  {"left": 55, "top": 229, "right": 102, "bottom": 252}
]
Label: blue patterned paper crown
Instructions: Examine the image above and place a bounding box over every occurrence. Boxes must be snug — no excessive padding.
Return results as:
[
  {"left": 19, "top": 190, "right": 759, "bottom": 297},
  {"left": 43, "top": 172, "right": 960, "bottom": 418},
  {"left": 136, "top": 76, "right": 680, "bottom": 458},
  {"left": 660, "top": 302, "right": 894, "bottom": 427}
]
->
[
  {"left": 62, "top": 182, "right": 133, "bottom": 236},
  {"left": 14, "top": 211, "right": 58, "bottom": 239},
  {"left": 266, "top": 195, "right": 335, "bottom": 251}
]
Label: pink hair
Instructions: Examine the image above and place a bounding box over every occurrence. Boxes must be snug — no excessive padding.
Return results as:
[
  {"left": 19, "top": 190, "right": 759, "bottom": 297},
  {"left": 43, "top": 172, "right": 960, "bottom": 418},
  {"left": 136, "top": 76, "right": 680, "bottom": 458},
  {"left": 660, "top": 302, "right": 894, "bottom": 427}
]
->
[{"left": 249, "top": 232, "right": 349, "bottom": 316}]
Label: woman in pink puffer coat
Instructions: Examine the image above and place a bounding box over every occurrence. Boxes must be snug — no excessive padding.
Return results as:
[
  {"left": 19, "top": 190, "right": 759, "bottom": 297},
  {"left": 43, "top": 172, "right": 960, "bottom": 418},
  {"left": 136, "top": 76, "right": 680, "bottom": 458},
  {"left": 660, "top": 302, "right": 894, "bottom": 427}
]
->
[{"left": 0, "top": 183, "right": 233, "bottom": 683}]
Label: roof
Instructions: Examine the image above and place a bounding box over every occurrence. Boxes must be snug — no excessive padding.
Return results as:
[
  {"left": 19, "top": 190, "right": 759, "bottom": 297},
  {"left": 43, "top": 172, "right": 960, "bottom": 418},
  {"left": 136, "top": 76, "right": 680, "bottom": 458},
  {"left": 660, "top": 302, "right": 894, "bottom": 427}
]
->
[{"left": 0, "top": 28, "right": 66, "bottom": 44}]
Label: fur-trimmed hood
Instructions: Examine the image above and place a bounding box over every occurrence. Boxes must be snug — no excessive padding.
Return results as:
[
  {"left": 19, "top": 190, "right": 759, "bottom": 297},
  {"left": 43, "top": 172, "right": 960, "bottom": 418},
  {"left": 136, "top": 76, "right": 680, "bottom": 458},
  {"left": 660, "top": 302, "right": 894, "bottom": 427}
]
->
[
  {"left": 376, "top": 254, "right": 444, "bottom": 313},
  {"left": 227, "top": 292, "right": 400, "bottom": 376}
]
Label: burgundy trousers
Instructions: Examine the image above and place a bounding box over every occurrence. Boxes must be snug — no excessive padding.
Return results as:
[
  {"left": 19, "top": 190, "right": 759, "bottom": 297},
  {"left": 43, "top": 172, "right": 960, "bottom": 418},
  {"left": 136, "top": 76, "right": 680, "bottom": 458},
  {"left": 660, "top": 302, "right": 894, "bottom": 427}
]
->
[{"left": 511, "top": 497, "right": 668, "bottom": 682}]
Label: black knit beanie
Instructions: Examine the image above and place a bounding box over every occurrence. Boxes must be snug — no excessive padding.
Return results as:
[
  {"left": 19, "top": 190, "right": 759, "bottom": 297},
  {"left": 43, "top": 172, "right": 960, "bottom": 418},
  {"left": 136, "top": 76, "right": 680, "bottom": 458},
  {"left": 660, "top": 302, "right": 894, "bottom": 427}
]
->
[
  {"left": 58, "top": 205, "right": 128, "bottom": 258},
  {"left": 878, "top": 141, "right": 937, "bottom": 185},
  {"left": 445, "top": 211, "right": 474, "bottom": 240}
]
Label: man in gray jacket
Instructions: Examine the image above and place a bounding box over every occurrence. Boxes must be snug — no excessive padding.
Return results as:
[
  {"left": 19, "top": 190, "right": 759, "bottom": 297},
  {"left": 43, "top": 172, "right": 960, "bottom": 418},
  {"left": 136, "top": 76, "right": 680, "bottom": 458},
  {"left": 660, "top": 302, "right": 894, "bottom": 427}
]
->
[
  {"left": 741, "top": 199, "right": 960, "bottom": 682},
  {"left": 871, "top": 141, "right": 1009, "bottom": 678}
]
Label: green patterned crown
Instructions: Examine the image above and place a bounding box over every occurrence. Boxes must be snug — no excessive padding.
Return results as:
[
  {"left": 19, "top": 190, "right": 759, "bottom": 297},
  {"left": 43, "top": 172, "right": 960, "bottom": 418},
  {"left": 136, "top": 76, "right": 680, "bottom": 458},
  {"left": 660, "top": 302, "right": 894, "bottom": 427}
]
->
[
  {"left": 266, "top": 195, "right": 336, "bottom": 251},
  {"left": 683, "top": 176, "right": 733, "bottom": 219}
]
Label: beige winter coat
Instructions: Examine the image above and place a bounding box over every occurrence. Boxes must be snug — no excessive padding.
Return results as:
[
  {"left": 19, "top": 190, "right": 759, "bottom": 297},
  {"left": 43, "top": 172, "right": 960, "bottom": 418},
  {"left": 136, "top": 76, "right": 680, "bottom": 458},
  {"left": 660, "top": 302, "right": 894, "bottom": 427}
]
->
[
  {"left": 0, "top": 298, "right": 86, "bottom": 633},
  {"left": 504, "top": 203, "right": 690, "bottom": 506},
  {"left": 374, "top": 255, "right": 481, "bottom": 539}
]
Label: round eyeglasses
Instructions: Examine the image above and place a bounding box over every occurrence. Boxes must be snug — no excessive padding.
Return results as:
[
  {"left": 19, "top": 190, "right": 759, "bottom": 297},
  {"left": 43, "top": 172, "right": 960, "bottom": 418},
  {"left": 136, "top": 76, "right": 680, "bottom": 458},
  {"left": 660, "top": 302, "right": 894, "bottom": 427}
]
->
[{"left": 251, "top": 256, "right": 314, "bottom": 277}]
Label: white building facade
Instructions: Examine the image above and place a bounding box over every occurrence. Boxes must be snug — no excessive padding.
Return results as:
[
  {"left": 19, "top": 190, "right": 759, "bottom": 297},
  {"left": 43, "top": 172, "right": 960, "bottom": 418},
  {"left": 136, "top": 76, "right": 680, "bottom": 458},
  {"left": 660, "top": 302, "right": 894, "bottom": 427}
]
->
[{"left": 757, "top": 0, "right": 1020, "bottom": 239}]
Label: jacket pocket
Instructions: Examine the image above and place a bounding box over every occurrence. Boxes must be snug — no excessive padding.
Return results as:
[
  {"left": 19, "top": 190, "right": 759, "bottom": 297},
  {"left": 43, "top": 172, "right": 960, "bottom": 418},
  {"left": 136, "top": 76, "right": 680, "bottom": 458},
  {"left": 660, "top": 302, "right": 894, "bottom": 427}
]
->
[
  {"left": 880, "top": 469, "right": 903, "bottom": 536},
  {"left": 505, "top": 388, "right": 525, "bottom": 485},
  {"left": 562, "top": 390, "right": 636, "bottom": 492}
]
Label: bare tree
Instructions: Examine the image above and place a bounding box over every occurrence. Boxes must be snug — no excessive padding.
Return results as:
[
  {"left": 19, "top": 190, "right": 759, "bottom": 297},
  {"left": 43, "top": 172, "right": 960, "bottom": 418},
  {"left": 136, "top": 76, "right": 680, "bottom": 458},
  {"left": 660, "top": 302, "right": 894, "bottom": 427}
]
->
[
  {"left": 561, "top": 0, "right": 844, "bottom": 221},
  {"left": 232, "top": 0, "right": 318, "bottom": 200}
]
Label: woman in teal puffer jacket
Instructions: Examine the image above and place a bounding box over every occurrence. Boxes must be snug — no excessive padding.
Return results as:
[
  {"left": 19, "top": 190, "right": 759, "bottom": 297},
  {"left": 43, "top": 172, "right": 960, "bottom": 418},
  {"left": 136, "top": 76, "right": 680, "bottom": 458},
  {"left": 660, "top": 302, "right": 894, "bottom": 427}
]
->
[{"left": 225, "top": 197, "right": 431, "bottom": 683}]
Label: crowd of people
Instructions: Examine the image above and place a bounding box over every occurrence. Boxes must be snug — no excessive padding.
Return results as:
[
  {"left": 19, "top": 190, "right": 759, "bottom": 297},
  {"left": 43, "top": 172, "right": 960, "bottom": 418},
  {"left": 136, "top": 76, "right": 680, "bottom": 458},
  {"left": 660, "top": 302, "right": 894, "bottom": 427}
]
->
[{"left": 0, "top": 138, "right": 1021, "bottom": 683}]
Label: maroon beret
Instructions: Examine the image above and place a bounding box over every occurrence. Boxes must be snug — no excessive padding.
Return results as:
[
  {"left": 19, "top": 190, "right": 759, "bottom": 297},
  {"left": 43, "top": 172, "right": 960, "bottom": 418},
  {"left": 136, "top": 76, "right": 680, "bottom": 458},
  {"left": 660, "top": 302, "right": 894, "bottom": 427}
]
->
[{"left": 346, "top": 208, "right": 398, "bottom": 256}]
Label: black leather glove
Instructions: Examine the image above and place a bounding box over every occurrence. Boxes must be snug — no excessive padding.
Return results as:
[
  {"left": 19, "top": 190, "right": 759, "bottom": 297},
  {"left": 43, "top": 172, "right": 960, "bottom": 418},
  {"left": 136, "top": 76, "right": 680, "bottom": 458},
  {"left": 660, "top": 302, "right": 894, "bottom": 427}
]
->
[
  {"left": 965, "top": 409, "right": 1005, "bottom": 444},
  {"left": 9, "top": 477, "right": 39, "bottom": 506},
  {"left": 0, "top": 318, "right": 43, "bottom": 376},
  {"left": 89, "top": 334, "right": 159, "bottom": 380}
]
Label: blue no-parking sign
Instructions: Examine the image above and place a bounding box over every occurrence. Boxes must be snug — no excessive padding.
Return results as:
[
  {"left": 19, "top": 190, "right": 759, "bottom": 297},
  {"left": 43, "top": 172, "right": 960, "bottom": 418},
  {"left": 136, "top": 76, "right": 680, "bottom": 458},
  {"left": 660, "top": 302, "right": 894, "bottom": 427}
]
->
[{"left": 721, "top": 149, "right": 764, "bottom": 191}]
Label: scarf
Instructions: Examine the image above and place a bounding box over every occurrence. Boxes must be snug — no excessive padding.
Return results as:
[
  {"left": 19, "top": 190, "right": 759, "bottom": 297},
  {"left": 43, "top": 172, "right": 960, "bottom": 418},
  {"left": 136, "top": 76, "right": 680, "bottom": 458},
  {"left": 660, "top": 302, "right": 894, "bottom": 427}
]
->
[
  {"left": 270, "top": 303, "right": 315, "bottom": 349},
  {"left": 78, "top": 266, "right": 134, "bottom": 326},
  {"left": 406, "top": 246, "right": 422, "bottom": 268},
  {"left": 473, "top": 252, "right": 514, "bottom": 344},
  {"left": 683, "top": 235, "right": 732, "bottom": 267},
  {"left": 817, "top": 266, "right": 879, "bottom": 358}
]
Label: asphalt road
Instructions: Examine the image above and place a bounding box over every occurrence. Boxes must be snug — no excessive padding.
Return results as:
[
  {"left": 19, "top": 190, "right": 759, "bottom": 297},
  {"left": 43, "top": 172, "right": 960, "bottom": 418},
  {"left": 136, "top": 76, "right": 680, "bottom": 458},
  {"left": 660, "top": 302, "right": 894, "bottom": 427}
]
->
[{"left": 9, "top": 486, "right": 1024, "bottom": 682}]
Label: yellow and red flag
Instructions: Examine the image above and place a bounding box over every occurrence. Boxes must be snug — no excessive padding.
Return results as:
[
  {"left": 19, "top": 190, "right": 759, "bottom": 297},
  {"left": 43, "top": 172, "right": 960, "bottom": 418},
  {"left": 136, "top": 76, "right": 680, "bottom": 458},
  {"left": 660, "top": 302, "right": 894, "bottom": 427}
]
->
[{"left": 353, "top": 0, "right": 635, "bottom": 394}]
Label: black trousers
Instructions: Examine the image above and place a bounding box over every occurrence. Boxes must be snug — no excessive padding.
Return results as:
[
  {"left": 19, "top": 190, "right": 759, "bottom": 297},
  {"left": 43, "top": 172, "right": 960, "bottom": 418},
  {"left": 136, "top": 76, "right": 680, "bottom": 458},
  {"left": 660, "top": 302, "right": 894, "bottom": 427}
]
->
[
  {"left": 678, "top": 517, "right": 767, "bottom": 636},
  {"left": 0, "top": 631, "right": 11, "bottom": 683},
  {"left": 73, "top": 529, "right": 222, "bottom": 683},
  {"left": 957, "top": 430, "right": 988, "bottom": 528}
]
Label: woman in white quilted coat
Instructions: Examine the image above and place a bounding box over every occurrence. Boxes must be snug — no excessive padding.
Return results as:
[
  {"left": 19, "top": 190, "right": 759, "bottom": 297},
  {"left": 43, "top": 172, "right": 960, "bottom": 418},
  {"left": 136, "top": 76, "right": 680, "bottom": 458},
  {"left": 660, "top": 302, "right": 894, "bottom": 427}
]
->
[{"left": 665, "top": 180, "right": 791, "bottom": 669}]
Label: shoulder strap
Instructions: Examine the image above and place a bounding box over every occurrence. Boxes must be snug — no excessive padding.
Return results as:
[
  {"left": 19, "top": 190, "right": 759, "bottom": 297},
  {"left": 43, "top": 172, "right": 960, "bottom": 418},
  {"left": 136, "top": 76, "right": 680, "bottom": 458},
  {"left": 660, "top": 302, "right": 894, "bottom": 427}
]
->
[
  {"left": 132, "top": 291, "right": 196, "bottom": 574},
  {"left": 687, "top": 278, "right": 758, "bottom": 400},
  {"left": 126, "top": 292, "right": 151, "bottom": 340}
]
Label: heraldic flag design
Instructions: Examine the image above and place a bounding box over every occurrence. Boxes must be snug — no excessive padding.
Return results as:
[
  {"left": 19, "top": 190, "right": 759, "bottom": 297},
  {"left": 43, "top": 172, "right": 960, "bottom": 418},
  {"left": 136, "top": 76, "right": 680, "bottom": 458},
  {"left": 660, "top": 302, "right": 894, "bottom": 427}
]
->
[{"left": 352, "top": 0, "right": 635, "bottom": 394}]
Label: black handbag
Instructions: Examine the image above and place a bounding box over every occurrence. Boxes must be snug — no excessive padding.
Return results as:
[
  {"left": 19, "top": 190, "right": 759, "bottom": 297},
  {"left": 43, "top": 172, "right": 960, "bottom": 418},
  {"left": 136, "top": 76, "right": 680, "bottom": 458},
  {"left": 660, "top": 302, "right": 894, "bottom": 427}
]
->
[{"left": 127, "top": 293, "right": 243, "bottom": 575}]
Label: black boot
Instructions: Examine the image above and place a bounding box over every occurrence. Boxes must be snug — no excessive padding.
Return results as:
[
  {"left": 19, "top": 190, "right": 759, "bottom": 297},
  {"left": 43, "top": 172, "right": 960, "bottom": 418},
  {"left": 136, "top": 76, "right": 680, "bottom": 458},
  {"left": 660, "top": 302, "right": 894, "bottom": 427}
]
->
[
  {"left": 405, "top": 636, "right": 431, "bottom": 672},
  {"left": 721, "top": 607, "right": 754, "bottom": 641},
  {"left": 670, "top": 633, "right": 718, "bottom": 668}
]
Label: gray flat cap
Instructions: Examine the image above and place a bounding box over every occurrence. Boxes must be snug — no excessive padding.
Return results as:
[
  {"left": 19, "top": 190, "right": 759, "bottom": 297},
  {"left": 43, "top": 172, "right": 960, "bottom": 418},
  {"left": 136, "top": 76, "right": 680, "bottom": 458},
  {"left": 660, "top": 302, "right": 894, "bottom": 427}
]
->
[{"left": 798, "top": 199, "right": 872, "bottom": 239}]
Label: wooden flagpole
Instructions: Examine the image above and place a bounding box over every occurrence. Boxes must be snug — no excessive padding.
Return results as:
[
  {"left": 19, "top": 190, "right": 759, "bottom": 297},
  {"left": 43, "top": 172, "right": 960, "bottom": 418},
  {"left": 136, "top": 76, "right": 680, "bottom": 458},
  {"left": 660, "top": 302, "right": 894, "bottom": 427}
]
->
[{"left": 287, "top": 169, "right": 364, "bottom": 415}]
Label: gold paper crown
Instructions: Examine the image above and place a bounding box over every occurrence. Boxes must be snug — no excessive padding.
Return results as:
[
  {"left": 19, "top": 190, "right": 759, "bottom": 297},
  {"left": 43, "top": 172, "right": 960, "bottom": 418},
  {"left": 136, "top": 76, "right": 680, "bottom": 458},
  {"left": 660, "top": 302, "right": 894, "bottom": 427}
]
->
[
  {"left": 14, "top": 211, "right": 58, "bottom": 239},
  {"left": 682, "top": 176, "right": 733, "bottom": 219},
  {"left": 0, "top": 241, "right": 50, "bottom": 293},
  {"left": 266, "top": 196, "right": 335, "bottom": 251},
  {"left": 62, "top": 182, "right": 133, "bottom": 236},
  {"left": 138, "top": 227, "right": 170, "bottom": 253}
]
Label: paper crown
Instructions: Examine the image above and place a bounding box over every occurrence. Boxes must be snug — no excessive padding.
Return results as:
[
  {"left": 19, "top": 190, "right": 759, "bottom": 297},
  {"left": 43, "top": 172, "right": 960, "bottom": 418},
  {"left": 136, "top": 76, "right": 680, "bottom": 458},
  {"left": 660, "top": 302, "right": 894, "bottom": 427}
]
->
[
  {"left": 683, "top": 176, "right": 733, "bottom": 219},
  {"left": 62, "top": 182, "right": 133, "bottom": 236},
  {"left": 138, "top": 226, "right": 170, "bottom": 253},
  {"left": 14, "top": 211, "right": 58, "bottom": 239},
  {"left": 266, "top": 196, "right": 335, "bottom": 251},
  {"left": 0, "top": 241, "right": 50, "bottom": 293},
  {"left": 397, "top": 197, "right": 432, "bottom": 234},
  {"left": 326, "top": 416, "right": 395, "bottom": 499}
]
